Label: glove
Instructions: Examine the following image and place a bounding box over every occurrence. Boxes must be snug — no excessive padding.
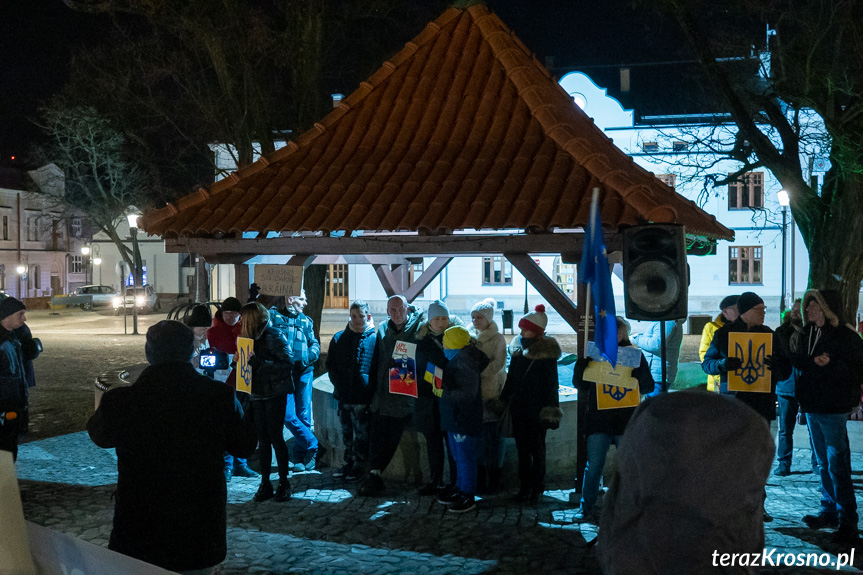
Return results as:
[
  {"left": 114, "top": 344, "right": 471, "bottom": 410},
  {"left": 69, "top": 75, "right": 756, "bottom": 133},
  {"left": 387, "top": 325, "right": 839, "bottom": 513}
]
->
[
  {"left": 724, "top": 356, "right": 742, "bottom": 372},
  {"left": 763, "top": 354, "right": 775, "bottom": 369}
]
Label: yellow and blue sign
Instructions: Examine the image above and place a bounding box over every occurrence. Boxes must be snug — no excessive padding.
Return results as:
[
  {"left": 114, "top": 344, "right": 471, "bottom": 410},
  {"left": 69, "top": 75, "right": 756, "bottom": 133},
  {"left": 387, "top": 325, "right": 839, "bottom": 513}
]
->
[
  {"left": 236, "top": 337, "right": 254, "bottom": 395},
  {"left": 727, "top": 332, "right": 772, "bottom": 393},
  {"left": 595, "top": 382, "right": 640, "bottom": 410}
]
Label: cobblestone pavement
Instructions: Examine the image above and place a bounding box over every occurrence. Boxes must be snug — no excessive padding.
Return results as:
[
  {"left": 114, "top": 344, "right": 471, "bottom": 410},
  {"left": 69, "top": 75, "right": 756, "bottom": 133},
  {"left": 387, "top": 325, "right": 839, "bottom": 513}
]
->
[{"left": 15, "top": 432, "right": 863, "bottom": 574}]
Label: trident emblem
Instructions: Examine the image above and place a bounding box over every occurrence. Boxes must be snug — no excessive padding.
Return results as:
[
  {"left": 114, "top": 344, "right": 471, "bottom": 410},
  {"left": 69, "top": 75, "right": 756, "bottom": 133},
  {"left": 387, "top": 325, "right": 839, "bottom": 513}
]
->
[{"left": 733, "top": 338, "right": 766, "bottom": 385}]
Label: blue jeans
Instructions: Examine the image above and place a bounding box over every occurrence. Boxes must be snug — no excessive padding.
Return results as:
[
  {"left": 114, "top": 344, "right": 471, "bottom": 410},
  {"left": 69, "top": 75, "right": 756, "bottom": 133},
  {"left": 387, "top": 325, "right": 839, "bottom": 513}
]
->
[
  {"left": 807, "top": 412, "right": 857, "bottom": 526},
  {"left": 580, "top": 432, "right": 623, "bottom": 514},
  {"left": 448, "top": 433, "right": 478, "bottom": 496},
  {"left": 776, "top": 394, "right": 798, "bottom": 469},
  {"left": 285, "top": 366, "right": 318, "bottom": 458}
]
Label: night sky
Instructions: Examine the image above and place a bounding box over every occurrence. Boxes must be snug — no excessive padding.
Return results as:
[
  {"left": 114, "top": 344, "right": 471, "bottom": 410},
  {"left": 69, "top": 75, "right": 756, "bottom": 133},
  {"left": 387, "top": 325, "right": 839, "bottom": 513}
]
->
[{"left": 0, "top": 0, "right": 691, "bottom": 163}]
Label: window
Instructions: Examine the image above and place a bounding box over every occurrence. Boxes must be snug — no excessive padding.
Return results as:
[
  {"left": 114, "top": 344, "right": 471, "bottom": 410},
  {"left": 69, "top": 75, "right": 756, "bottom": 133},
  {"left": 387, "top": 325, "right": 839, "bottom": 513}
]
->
[
  {"left": 642, "top": 141, "right": 659, "bottom": 153},
  {"left": 728, "top": 172, "right": 764, "bottom": 209},
  {"left": 2, "top": 216, "right": 7, "bottom": 240},
  {"left": 30, "top": 265, "right": 40, "bottom": 290},
  {"left": 672, "top": 140, "right": 688, "bottom": 152},
  {"left": 26, "top": 214, "right": 39, "bottom": 242},
  {"left": 70, "top": 255, "right": 84, "bottom": 274},
  {"left": 0, "top": 265, "right": 5, "bottom": 290},
  {"left": 408, "top": 260, "right": 425, "bottom": 297},
  {"left": 554, "top": 258, "right": 575, "bottom": 296},
  {"left": 729, "top": 246, "right": 762, "bottom": 284},
  {"left": 656, "top": 174, "right": 676, "bottom": 189},
  {"left": 70, "top": 218, "right": 82, "bottom": 238},
  {"left": 482, "top": 256, "right": 513, "bottom": 286}
]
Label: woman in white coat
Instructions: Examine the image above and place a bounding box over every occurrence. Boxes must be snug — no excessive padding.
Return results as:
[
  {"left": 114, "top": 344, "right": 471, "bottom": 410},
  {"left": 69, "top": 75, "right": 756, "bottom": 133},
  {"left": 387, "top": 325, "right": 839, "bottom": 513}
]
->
[{"left": 469, "top": 298, "right": 508, "bottom": 493}]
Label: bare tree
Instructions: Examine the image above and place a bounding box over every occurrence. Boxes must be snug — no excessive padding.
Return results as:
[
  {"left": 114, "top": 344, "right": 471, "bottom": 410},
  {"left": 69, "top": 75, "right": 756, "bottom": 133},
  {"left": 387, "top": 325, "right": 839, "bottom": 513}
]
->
[{"left": 649, "top": 0, "right": 863, "bottom": 319}]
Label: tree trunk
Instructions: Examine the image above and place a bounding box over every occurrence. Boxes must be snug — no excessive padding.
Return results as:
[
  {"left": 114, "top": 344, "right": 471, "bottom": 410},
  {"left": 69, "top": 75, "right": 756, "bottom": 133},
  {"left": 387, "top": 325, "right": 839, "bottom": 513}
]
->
[
  {"left": 802, "top": 170, "right": 863, "bottom": 323},
  {"left": 303, "top": 264, "right": 327, "bottom": 344}
]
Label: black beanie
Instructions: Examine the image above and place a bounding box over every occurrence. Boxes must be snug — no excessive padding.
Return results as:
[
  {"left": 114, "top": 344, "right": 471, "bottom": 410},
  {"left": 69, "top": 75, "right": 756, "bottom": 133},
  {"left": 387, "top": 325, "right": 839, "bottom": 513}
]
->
[
  {"left": 719, "top": 295, "right": 739, "bottom": 311},
  {"left": 186, "top": 304, "right": 212, "bottom": 328},
  {"left": 145, "top": 320, "right": 194, "bottom": 365},
  {"left": 736, "top": 292, "right": 764, "bottom": 316},
  {"left": 220, "top": 297, "right": 242, "bottom": 313},
  {"left": 0, "top": 297, "right": 26, "bottom": 320}
]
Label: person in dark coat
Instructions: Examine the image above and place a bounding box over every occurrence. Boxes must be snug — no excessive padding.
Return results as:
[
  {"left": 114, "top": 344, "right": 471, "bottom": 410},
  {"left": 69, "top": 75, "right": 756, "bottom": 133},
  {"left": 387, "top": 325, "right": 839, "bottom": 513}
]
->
[
  {"left": 575, "top": 317, "right": 654, "bottom": 520},
  {"left": 786, "top": 289, "right": 863, "bottom": 543},
  {"left": 413, "top": 299, "right": 459, "bottom": 496},
  {"left": 0, "top": 298, "right": 28, "bottom": 460},
  {"left": 87, "top": 320, "right": 257, "bottom": 573},
  {"left": 702, "top": 292, "right": 788, "bottom": 422},
  {"left": 437, "top": 325, "right": 489, "bottom": 513},
  {"left": 326, "top": 300, "right": 377, "bottom": 481},
  {"left": 500, "top": 305, "right": 562, "bottom": 504},
  {"left": 242, "top": 302, "right": 295, "bottom": 503}
]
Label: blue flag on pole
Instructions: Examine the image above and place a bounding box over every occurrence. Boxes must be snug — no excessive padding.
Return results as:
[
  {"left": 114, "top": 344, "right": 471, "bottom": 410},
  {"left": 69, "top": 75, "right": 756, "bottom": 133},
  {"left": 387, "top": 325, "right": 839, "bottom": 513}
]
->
[{"left": 579, "top": 202, "right": 619, "bottom": 367}]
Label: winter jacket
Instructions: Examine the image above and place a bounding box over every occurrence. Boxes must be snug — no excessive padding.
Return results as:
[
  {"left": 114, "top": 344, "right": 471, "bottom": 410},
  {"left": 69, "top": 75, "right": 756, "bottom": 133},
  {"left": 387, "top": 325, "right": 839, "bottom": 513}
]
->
[
  {"left": 16, "top": 323, "right": 39, "bottom": 389},
  {"left": 788, "top": 289, "right": 863, "bottom": 414},
  {"left": 702, "top": 318, "right": 787, "bottom": 421},
  {"left": 207, "top": 312, "right": 242, "bottom": 355},
  {"left": 575, "top": 345, "right": 654, "bottom": 437},
  {"left": 413, "top": 323, "right": 449, "bottom": 434},
  {"left": 370, "top": 312, "right": 422, "bottom": 418},
  {"left": 631, "top": 319, "right": 684, "bottom": 386},
  {"left": 87, "top": 362, "right": 257, "bottom": 572},
  {"left": 501, "top": 336, "right": 561, "bottom": 425},
  {"left": 470, "top": 321, "right": 508, "bottom": 423},
  {"left": 326, "top": 323, "right": 377, "bottom": 405},
  {"left": 440, "top": 343, "right": 490, "bottom": 436},
  {"left": 269, "top": 307, "right": 320, "bottom": 371},
  {"left": 0, "top": 327, "right": 25, "bottom": 412},
  {"left": 249, "top": 326, "right": 295, "bottom": 400},
  {"left": 699, "top": 314, "right": 726, "bottom": 392},
  {"left": 774, "top": 319, "right": 803, "bottom": 397}
]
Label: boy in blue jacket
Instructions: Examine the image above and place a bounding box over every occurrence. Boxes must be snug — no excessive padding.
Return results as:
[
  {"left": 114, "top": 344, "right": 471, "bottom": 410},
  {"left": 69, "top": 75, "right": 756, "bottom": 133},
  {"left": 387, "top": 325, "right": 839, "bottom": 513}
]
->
[{"left": 438, "top": 326, "right": 489, "bottom": 513}]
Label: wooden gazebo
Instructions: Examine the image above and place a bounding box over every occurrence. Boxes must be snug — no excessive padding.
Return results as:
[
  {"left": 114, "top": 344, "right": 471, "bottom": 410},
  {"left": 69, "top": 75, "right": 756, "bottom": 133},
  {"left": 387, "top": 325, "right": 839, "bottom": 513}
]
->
[{"left": 141, "top": 4, "right": 732, "bottom": 330}]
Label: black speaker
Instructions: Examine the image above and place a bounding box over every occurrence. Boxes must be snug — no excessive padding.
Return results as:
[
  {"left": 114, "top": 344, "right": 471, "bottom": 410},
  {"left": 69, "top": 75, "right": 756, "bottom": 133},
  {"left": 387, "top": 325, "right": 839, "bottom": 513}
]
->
[{"left": 623, "top": 224, "right": 688, "bottom": 320}]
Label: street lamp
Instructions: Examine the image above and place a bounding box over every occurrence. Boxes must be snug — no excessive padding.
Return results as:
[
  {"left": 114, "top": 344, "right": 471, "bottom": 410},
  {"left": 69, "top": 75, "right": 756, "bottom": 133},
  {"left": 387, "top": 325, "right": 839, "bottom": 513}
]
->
[
  {"left": 127, "top": 209, "right": 143, "bottom": 335},
  {"left": 778, "top": 189, "right": 790, "bottom": 313},
  {"left": 15, "top": 265, "right": 25, "bottom": 299},
  {"left": 92, "top": 244, "right": 102, "bottom": 285},
  {"left": 80, "top": 245, "right": 91, "bottom": 285}
]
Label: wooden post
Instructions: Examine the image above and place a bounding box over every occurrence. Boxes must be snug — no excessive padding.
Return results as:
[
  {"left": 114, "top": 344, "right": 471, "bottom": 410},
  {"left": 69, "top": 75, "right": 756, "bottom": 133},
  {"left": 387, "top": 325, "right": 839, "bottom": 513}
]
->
[{"left": 235, "top": 263, "right": 250, "bottom": 303}]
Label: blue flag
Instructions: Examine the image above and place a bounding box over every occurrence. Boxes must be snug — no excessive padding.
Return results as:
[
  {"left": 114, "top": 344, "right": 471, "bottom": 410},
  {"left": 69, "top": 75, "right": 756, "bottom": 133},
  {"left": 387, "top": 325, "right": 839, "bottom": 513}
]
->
[{"left": 579, "top": 204, "right": 619, "bottom": 367}]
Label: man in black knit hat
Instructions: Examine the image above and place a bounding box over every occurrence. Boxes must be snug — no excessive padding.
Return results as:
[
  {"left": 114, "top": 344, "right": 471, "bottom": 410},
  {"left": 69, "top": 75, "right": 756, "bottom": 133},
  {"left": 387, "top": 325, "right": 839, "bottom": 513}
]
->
[{"left": 0, "top": 297, "right": 27, "bottom": 460}]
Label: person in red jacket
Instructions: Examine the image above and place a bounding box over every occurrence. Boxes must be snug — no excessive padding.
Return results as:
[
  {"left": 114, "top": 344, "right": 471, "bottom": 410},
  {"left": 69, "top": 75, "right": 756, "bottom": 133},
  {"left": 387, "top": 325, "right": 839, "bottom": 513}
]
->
[{"left": 207, "top": 296, "right": 256, "bottom": 480}]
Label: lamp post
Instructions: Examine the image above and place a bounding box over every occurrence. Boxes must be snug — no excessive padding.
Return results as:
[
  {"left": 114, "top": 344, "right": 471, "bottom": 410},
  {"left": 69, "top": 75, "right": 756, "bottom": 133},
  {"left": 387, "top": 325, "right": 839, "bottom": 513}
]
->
[
  {"left": 81, "top": 245, "right": 91, "bottom": 285},
  {"left": 16, "top": 264, "right": 25, "bottom": 299},
  {"left": 92, "top": 244, "right": 102, "bottom": 285},
  {"left": 127, "top": 210, "right": 143, "bottom": 335},
  {"left": 778, "top": 190, "right": 790, "bottom": 314}
]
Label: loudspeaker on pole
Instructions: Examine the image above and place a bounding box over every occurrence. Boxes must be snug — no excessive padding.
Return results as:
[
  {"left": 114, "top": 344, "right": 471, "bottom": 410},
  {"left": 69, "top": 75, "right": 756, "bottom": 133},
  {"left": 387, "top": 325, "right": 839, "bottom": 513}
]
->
[{"left": 623, "top": 224, "right": 688, "bottom": 321}]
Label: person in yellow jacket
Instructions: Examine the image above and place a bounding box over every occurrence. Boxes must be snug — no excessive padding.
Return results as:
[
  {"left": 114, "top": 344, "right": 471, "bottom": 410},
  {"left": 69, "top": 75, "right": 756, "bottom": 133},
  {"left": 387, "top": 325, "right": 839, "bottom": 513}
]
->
[{"left": 699, "top": 295, "right": 739, "bottom": 391}]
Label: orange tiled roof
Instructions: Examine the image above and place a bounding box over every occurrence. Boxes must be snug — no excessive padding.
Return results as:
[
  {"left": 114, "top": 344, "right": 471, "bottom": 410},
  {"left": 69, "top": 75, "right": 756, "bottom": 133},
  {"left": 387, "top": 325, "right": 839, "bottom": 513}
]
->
[{"left": 141, "top": 5, "right": 732, "bottom": 241}]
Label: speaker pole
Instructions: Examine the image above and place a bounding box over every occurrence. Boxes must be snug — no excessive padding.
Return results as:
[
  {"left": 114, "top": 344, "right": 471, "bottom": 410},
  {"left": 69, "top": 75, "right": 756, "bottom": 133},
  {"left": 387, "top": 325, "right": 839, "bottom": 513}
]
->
[{"left": 660, "top": 320, "right": 667, "bottom": 393}]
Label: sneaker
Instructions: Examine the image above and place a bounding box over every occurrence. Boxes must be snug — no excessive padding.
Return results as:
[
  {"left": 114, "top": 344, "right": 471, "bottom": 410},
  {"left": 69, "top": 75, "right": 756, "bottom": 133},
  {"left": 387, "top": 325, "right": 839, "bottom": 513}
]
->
[
  {"left": 437, "top": 485, "right": 460, "bottom": 505},
  {"left": 833, "top": 523, "right": 860, "bottom": 544},
  {"left": 274, "top": 479, "right": 291, "bottom": 502},
  {"left": 773, "top": 466, "right": 791, "bottom": 477},
  {"left": 333, "top": 463, "right": 351, "bottom": 478},
  {"left": 575, "top": 507, "right": 599, "bottom": 522},
  {"left": 803, "top": 513, "right": 839, "bottom": 529},
  {"left": 233, "top": 463, "right": 258, "bottom": 478},
  {"left": 763, "top": 512, "right": 773, "bottom": 523},
  {"left": 449, "top": 494, "right": 476, "bottom": 513},
  {"left": 253, "top": 482, "right": 274, "bottom": 502},
  {"left": 224, "top": 468, "right": 233, "bottom": 482},
  {"left": 345, "top": 464, "right": 364, "bottom": 482},
  {"left": 418, "top": 482, "right": 442, "bottom": 496},
  {"left": 358, "top": 473, "right": 385, "bottom": 496}
]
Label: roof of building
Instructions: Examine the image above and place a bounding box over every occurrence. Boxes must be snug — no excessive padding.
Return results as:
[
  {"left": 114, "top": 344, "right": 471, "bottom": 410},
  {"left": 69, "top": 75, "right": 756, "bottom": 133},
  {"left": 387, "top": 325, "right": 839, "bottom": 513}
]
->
[{"left": 140, "top": 5, "right": 733, "bottom": 241}]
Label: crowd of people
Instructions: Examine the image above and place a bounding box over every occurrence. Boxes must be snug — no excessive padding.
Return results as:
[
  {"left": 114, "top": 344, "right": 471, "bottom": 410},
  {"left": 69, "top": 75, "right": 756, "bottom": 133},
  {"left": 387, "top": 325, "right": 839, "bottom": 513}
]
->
[{"left": 0, "top": 284, "right": 846, "bottom": 573}]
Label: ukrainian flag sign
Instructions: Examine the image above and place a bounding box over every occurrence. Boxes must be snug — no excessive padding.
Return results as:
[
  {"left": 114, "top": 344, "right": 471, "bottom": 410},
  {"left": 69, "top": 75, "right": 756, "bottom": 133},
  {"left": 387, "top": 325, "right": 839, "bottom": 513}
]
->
[
  {"left": 595, "top": 382, "right": 640, "bottom": 410},
  {"left": 424, "top": 362, "right": 444, "bottom": 397},
  {"left": 727, "top": 332, "right": 772, "bottom": 393},
  {"left": 236, "top": 337, "right": 254, "bottom": 395}
]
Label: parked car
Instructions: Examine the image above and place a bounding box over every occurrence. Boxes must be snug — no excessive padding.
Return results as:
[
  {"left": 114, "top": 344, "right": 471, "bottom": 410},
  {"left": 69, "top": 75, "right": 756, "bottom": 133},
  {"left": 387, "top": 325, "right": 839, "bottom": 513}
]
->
[
  {"left": 113, "top": 284, "right": 159, "bottom": 315},
  {"left": 75, "top": 285, "right": 119, "bottom": 311}
]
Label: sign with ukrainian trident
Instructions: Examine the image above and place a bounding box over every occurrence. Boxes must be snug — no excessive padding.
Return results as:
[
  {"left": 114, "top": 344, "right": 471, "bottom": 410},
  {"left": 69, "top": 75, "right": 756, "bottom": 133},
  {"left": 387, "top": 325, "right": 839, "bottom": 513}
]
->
[
  {"left": 236, "top": 337, "right": 254, "bottom": 395},
  {"left": 595, "top": 382, "right": 640, "bottom": 410},
  {"left": 727, "top": 332, "right": 772, "bottom": 393},
  {"left": 389, "top": 341, "right": 418, "bottom": 397}
]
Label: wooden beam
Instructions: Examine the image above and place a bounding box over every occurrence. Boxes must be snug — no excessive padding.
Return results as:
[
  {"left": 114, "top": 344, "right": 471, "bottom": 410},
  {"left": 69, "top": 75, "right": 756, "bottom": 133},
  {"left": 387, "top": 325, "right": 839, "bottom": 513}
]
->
[
  {"left": 234, "top": 263, "right": 250, "bottom": 303},
  {"left": 203, "top": 254, "right": 255, "bottom": 265},
  {"left": 373, "top": 263, "right": 408, "bottom": 298},
  {"left": 164, "top": 233, "right": 619, "bottom": 257},
  {"left": 404, "top": 257, "right": 453, "bottom": 303},
  {"left": 505, "top": 253, "right": 579, "bottom": 333},
  {"left": 285, "top": 255, "right": 315, "bottom": 268},
  {"left": 304, "top": 255, "right": 414, "bottom": 265}
]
